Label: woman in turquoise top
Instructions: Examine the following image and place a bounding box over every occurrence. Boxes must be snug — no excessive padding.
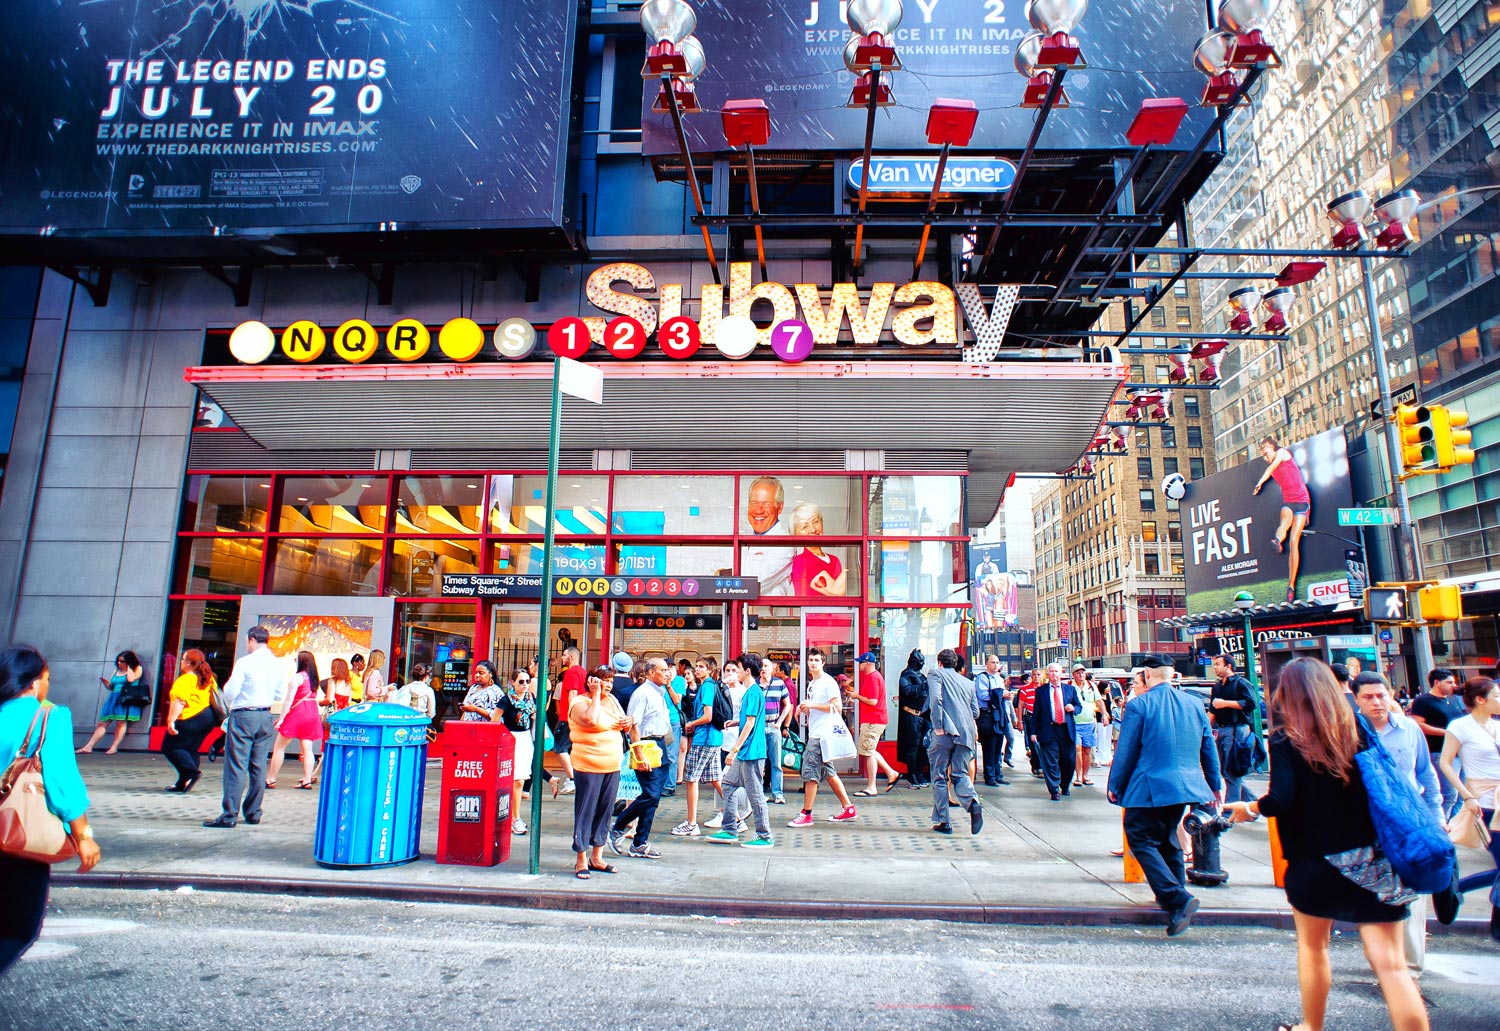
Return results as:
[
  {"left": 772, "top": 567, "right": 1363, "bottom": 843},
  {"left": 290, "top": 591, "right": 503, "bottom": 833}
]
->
[
  {"left": 0, "top": 645, "right": 101, "bottom": 975},
  {"left": 78, "top": 650, "right": 147, "bottom": 754}
]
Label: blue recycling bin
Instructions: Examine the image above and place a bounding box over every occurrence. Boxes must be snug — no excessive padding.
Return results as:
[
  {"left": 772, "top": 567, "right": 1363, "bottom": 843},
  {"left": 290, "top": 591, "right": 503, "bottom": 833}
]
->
[{"left": 314, "top": 702, "right": 431, "bottom": 869}]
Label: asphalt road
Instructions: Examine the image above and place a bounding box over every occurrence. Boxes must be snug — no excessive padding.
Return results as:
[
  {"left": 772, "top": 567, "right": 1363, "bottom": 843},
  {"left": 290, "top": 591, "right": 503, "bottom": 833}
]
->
[{"left": 1, "top": 889, "right": 1496, "bottom": 1031}]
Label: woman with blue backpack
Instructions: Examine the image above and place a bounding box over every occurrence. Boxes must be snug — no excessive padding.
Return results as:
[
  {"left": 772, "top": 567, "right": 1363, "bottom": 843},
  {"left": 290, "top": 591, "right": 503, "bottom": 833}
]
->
[{"left": 1226, "top": 657, "right": 1429, "bottom": 1031}]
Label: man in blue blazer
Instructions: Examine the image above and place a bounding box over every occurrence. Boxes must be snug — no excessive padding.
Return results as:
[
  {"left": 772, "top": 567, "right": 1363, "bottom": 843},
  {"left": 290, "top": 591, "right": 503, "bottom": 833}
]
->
[
  {"left": 1031, "top": 663, "right": 1081, "bottom": 801},
  {"left": 1108, "top": 656, "right": 1223, "bottom": 937}
]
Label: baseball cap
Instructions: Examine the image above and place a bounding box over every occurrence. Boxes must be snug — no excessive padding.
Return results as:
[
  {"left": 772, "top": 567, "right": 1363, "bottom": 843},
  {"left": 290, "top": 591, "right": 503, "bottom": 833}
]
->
[
  {"left": 856, "top": 651, "right": 878, "bottom": 664},
  {"left": 1071, "top": 663, "right": 1087, "bottom": 673},
  {"left": 1139, "top": 655, "right": 1173, "bottom": 669},
  {"left": 611, "top": 651, "right": 632, "bottom": 673}
]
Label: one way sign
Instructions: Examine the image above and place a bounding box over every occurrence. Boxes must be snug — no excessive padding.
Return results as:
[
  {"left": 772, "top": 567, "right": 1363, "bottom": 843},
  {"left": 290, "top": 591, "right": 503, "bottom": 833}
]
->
[{"left": 1365, "top": 587, "right": 1409, "bottom": 623}]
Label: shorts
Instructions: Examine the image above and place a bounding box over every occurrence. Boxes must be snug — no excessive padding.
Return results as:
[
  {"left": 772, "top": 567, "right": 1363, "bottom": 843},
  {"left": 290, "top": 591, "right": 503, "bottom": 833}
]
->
[
  {"left": 1287, "top": 501, "right": 1310, "bottom": 515},
  {"left": 800, "top": 735, "right": 838, "bottom": 783},
  {"left": 1073, "top": 723, "right": 1098, "bottom": 748},
  {"left": 857, "top": 722, "right": 885, "bottom": 756},
  {"left": 550, "top": 718, "right": 572, "bottom": 755},
  {"left": 683, "top": 744, "right": 722, "bottom": 784}
]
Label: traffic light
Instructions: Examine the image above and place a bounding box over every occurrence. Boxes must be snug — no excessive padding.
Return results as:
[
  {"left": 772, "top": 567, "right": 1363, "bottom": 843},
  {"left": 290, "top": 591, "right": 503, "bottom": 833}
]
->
[
  {"left": 1430, "top": 405, "right": 1475, "bottom": 469},
  {"left": 1396, "top": 404, "right": 1438, "bottom": 470},
  {"left": 1416, "top": 584, "right": 1462, "bottom": 622},
  {"left": 1364, "top": 586, "right": 1409, "bottom": 623}
]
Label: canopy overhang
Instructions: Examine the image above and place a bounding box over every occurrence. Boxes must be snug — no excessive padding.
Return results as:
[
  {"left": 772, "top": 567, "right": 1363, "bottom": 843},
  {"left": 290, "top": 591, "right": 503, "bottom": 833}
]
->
[{"left": 186, "top": 360, "right": 1126, "bottom": 525}]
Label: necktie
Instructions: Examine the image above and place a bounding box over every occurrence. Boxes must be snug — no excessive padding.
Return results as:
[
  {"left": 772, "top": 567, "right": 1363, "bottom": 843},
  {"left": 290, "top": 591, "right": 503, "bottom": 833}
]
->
[{"left": 1052, "top": 685, "right": 1064, "bottom": 724}]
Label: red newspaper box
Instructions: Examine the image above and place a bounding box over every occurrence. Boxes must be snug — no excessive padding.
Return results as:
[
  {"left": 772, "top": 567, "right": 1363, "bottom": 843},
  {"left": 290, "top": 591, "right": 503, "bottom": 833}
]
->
[{"left": 436, "top": 721, "right": 514, "bottom": 866}]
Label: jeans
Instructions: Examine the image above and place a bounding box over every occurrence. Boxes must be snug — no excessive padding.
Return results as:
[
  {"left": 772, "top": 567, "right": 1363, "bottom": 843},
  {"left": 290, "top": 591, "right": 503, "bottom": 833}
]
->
[
  {"left": 662, "top": 719, "right": 681, "bottom": 793},
  {"left": 1124, "top": 803, "right": 1193, "bottom": 913},
  {"left": 765, "top": 730, "right": 783, "bottom": 797},
  {"left": 928, "top": 734, "right": 977, "bottom": 827},
  {"left": 722, "top": 757, "right": 770, "bottom": 837},
  {"left": 0, "top": 854, "right": 48, "bottom": 976},
  {"left": 1213, "top": 725, "right": 1254, "bottom": 803},
  {"left": 220, "top": 709, "right": 276, "bottom": 822},
  {"left": 161, "top": 708, "right": 216, "bottom": 787},
  {"left": 571, "top": 770, "right": 620, "bottom": 854},
  {"left": 1456, "top": 807, "right": 1500, "bottom": 907},
  {"left": 614, "top": 750, "right": 666, "bottom": 847}
]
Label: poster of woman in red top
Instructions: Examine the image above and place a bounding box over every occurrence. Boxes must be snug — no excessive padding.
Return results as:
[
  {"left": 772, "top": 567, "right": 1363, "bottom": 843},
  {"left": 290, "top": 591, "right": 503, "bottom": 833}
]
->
[{"left": 1253, "top": 437, "right": 1313, "bottom": 603}]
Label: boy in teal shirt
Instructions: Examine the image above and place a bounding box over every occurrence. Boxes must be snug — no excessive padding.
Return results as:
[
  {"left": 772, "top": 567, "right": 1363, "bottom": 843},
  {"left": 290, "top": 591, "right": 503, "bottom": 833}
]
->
[{"left": 709, "top": 656, "right": 772, "bottom": 848}]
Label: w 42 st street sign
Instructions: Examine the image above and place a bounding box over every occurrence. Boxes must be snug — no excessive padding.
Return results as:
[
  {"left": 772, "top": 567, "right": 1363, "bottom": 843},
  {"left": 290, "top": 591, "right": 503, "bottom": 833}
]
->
[{"left": 1339, "top": 507, "right": 1398, "bottom": 527}]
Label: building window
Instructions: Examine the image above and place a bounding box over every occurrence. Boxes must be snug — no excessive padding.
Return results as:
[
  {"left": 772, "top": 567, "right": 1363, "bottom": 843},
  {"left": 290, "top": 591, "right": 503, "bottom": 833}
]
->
[
  {"left": 1163, "top": 457, "right": 1178, "bottom": 475},
  {"left": 1139, "top": 489, "right": 1156, "bottom": 511},
  {"left": 1150, "top": 309, "right": 1167, "bottom": 328},
  {"left": 1137, "top": 457, "right": 1153, "bottom": 479},
  {"left": 1144, "top": 553, "right": 1160, "bottom": 575},
  {"left": 1167, "top": 521, "right": 1181, "bottom": 543},
  {"left": 1142, "top": 520, "right": 1157, "bottom": 543},
  {"left": 1190, "top": 457, "right": 1205, "bottom": 479},
  {"left": 1187, "top": 426, "right": 1203, "bottom": 448},
  {"left": 1160, "top": 426, "right": 1176, "bottom": 449},
  {"left": 1183, "top": 394, "right": 1199, "bottom": 417}
]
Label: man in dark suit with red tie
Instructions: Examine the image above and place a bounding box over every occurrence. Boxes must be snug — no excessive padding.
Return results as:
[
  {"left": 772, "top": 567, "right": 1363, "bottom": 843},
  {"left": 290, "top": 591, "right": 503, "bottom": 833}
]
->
[{"left": 1031, "top": 662, "right": 1081, "bottom": 801}]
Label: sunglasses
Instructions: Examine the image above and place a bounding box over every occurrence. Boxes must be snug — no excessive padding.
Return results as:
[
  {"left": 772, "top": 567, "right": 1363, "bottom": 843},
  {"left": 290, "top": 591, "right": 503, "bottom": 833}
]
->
[{"left": 517, "top": 677, "right": 532, "bottom": 683}]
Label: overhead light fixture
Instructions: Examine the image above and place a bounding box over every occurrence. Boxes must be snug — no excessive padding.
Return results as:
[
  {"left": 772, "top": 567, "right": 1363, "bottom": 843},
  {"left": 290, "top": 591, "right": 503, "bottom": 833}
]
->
[
  {"left": 925, "top": 97, "right": 978, "bottom": 146},
  {"left": 1167, "top": 354, "right": 1190, "bottom": 383},
  {"left": 1016, "top": 33, "right": 1070, "bottom": 108},
  {"left": 845, "top": 0, "right": 904, "bottom": 72},
  {"left": 651, "top": 33, "right": 706, "bottom": 113},
  {"left": 721, "top": 98, "right": 771, "bottom": 147},
  {"left": 1216, "top": 0, "right": 1281, "bottom": 68},
  {"left": 640, "top": 0, "right": 698, "bottom": 75},
  {"left": 1374, "top": 188, "right": 1420, "bottom": 249},
  {"left": 1191, "top": 339, "right": 1230, "bottom": 381},
  {"left": 1026, "top": 0, "right": 1088, "bottom": 67},
  {"left": 1125, "top": 97, "right": 1189, "bottom": 147},
  {"left": 1226, "top": 285, "right": 1261, "bottom": 332},
  {"left": 1326, "top": 189, "right": 1373, "bottom": 249},
  {"left": 1275, "top": 260, "right": 1325, "bottom": 286},
  {"left": 1261, "top": 286, "right": 1295, "bottom": 331},
  {"left": 1192, "top": 31, "right": 1241, "bottom": 106}
]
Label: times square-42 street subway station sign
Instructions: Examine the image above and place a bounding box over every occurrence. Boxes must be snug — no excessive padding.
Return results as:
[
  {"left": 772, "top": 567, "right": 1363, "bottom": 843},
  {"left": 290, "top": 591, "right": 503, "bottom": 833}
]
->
[
  {"left": 226, "top": 261, "right": 1022, "bottom": 367},
  {"left": 441, "top": 574, "right": 760, "bottom": 601}
]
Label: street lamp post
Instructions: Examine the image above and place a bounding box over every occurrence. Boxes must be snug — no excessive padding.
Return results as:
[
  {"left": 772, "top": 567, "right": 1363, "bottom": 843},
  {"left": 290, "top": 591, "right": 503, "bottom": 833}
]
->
[{"left": 1233, "top": 589, "right": 1266, "bottom": 749}]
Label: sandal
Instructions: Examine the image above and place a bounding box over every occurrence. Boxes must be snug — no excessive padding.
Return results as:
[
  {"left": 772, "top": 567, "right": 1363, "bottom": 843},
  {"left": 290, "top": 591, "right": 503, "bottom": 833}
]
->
[
  {"left": 296, "top": 781, "right": 315, "bottom": 790},
  {"left": 854, "top": 789, "right": 878, "bottom": 797},
  {"left": 1110, "top": 847, "right": 1126, "bottom": 857},
  {"left": 265, "top": 781, "right": 277, "bottom": 789},
  {"left": 588, "top": 862, "right": 619, "bottom": 874},
  {"left": 1081, "top": 779, "right": 1095, "bottom": 786},
  {"left": 574, "top": 868, "right": 590, "bottom": 880}
]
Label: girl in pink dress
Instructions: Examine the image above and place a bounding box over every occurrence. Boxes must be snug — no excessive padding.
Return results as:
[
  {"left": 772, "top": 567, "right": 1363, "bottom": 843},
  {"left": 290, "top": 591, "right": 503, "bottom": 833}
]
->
[{"left": 268, "top": 650, "right": 323, "bottom": 789}]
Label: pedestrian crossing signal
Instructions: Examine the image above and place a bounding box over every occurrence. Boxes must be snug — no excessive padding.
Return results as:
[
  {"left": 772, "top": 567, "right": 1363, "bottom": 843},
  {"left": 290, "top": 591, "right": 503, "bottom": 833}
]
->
[
  {"left": 1364, "top": 587, "right": 1409, "bottom": 623},
  {"left": 1416, "top": 584, "right": 1462, "bottom": 622}
]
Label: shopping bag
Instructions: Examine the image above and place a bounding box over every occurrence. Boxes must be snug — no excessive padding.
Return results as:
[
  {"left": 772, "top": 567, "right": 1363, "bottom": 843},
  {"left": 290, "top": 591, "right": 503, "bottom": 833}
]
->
[{"left": 819, "top": 720, "right": 858, "bottom": 762}]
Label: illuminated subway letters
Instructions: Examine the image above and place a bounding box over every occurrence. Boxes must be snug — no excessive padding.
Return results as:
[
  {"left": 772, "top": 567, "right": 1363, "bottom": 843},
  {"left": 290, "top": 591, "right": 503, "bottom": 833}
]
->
[{"left": 228, "top": 260, "right": 1022, "bottom": 365}]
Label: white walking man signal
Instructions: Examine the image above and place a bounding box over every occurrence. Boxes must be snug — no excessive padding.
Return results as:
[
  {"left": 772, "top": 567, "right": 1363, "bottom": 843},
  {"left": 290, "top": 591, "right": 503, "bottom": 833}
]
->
[{"left": 1383, "top": 592, "right": 1404, "bottom": 620}]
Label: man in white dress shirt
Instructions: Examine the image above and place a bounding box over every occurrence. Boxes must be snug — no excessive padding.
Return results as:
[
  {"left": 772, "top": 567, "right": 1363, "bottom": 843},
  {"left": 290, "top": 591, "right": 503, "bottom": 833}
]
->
[{"left": 205, "top": 625, "right": 288, "bottom": 829}]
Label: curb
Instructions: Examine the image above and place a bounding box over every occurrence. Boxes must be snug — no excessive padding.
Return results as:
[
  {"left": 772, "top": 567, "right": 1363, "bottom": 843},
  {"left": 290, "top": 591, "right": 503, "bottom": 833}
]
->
[{"left": 51, "top": 872, "right": 1492, "bottom": 936}]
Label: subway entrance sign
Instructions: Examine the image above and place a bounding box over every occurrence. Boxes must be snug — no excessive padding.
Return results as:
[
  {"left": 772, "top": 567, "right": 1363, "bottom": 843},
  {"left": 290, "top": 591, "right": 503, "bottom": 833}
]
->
[{"left": 1338, "top": 507, "right": 1398, "bottom": 526}]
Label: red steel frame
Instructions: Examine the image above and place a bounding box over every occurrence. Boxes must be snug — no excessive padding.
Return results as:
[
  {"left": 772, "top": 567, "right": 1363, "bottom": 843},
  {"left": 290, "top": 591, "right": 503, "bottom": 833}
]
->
[{"left": 165, "top": 466, "right": 975, "bottom": 721}]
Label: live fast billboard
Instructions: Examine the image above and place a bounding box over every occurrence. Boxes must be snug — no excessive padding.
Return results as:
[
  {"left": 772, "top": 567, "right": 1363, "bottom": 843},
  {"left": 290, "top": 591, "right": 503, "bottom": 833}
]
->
[
  {"left": 1181, "top": 429, "right": 1358, "bottom": 614},
  {"left": 0, "top": 1, "right": 577, "bottom": 237},
  {"left": 643, "top": 0, "right": 1215, "bottom": 154}
]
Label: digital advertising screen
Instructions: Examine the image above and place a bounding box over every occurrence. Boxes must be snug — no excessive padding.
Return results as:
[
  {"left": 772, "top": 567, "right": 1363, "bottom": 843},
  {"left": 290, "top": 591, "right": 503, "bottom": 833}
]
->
[
  {"left": 642, "top": 0, "right": 1217, "bottom": 155},
  {"left": 1180, "top": 428, "right": 1358, "bottom": 614},
  {"left": 0, "top": 1, "right": 578, "bottom": 240}
]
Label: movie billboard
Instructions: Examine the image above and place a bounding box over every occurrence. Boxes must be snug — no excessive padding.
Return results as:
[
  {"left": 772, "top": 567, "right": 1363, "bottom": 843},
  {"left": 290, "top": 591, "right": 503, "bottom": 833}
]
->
[
  {"left": 643, "top": 1, "right": 1215, "bottom": 154},
  {"left": 1181, "top": 428, "right": 1357, "bottom": 613},
  {"left": 972, "top": 542, "right": 1018, "bottom": 629},
  {"left": 0, "top": 1, "right": 577, "bottom": 236}
]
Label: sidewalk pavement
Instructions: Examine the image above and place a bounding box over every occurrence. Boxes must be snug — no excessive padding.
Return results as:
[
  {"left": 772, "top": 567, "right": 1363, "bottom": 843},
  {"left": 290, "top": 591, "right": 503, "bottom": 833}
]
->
[{"left": 57, "top": 753, "right": 1495, "bottom": 932}]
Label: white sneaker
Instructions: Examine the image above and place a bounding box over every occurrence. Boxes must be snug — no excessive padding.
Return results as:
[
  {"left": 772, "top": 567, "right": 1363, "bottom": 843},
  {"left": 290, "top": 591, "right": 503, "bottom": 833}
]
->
[
  {"left": 670, "top": 821, "right": 700, "bottom": 837},
  {"left": 561, "top": 779, "right": 576, "bottom": 795},
  {"left": 512, "top": 817, "right": 528, "bottom": 836},
  {"left": 703, "top": 812, "right": 724, "bottom": 829}
]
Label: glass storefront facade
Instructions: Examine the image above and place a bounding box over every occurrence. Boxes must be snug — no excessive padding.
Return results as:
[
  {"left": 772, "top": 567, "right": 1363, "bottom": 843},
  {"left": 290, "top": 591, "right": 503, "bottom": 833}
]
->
[{"left": 165, "top": 467, "right": 972, "bottom": 729}]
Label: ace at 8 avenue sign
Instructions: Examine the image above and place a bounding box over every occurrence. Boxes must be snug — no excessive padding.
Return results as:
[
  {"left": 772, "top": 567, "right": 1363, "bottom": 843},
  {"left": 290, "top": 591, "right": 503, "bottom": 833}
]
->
[{"left": 0, "top": 1, "right": 576, "bottom": 238}]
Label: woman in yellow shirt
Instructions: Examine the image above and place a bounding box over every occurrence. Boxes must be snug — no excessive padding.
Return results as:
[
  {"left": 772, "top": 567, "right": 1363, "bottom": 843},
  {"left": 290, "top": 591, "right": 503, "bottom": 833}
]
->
[
  {"left": 568, "top": 665, "right": 637, "bottom": 879},
  {"left": 161, "top": 649, "right": 218, "bottom": 794}
]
